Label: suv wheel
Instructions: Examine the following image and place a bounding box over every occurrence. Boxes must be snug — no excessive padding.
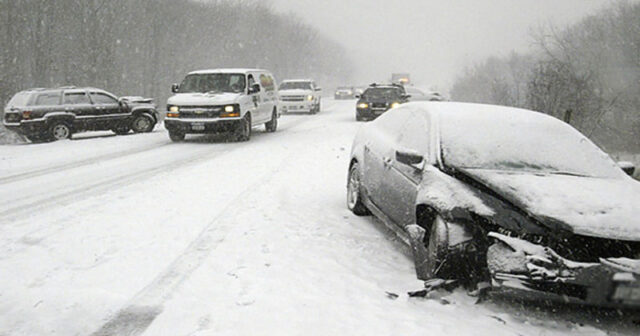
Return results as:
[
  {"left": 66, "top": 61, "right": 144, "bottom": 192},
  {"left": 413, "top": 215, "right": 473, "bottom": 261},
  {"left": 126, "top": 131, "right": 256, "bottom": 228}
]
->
[
  {"left": 169, "top": 131, "right": 185, "bottom": 142},
  {"left": 235, "top": 114, "right": 251, "bottom": 141},
  {"left": 265, "top": 110, "right": 277, "bottom": 132},
  {"left": 49, "top": 121, "right": 72, "bottom": 141},
  {"left": 131, "top": 115, "right": 154, "bottom": 133}
]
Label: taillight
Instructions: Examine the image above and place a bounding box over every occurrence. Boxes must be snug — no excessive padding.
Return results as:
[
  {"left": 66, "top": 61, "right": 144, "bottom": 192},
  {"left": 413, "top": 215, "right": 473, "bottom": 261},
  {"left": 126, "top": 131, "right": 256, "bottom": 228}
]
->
[{"left": 22, "top": 111, "right": 32, "bottom": 119}]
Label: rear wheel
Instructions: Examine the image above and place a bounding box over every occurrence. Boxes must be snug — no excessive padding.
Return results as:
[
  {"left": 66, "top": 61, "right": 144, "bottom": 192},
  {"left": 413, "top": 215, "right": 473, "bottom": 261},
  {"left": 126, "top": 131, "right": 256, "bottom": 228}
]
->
[
  {"left": 48, "top": 121, "right": 72, "bottom": 141},
  {"left": 131, "top": 115, "right": 155, "bottom": 133},
  {"left": 347, "top": 162, "right": 370, "bottom": 216},
  {"left": 169, "top": 131, "right": 185, "bottom": 142},
  {"left": 265, "top": 110, "right": 277, "bottom": 132}
]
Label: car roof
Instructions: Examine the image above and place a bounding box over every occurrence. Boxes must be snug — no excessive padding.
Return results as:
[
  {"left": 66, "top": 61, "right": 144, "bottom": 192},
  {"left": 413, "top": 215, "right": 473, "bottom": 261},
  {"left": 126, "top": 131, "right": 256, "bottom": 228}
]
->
[
  {"left": 188, "top": 68, "right": 268, "bottom": 75},
  {"left": 281, "top": 79, "right": 313, "bottom": 83}
]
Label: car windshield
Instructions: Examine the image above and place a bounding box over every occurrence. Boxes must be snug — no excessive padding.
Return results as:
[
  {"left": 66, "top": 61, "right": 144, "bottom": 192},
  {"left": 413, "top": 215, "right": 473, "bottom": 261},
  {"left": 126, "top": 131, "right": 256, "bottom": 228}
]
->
[
  {"left": 362, "top": 88, "right": 402, "bottom": 100},
  {"left": 439, "top": 108, "right": 622, "bottom": 178},
  {"left": 179, "top": 73, "right": 246, "bottom": 93},
  {"left": 279, "top": 82, "right": 312, "bottom": 90}
]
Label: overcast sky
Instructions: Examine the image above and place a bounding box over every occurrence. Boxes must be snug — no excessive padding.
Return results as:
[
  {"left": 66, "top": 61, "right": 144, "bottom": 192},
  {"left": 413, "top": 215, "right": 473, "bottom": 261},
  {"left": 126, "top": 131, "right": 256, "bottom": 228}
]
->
[{"left": 268, "top": 0, "right": 618, "bottom": 91}]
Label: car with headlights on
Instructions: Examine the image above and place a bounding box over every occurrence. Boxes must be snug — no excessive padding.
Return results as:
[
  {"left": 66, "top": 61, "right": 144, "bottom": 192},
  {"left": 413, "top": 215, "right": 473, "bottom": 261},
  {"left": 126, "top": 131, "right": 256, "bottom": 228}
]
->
[
  {"left": 2, "top": 87, "right": 159, "bottom": 142},
  {"left": 278, "top": 79, "right": 322, "bottom": 114},
  {"left": 165, "top": 68, "right": 279, "bottom": 142},
  {"left": 334, "top": 86, "right": 355, "bottom": 100},
  {"left": 347, "top": 101, "right": 640, "bottom": 308},
  {"left": 355, "top": 83, "right": 409, "bottom": 121}
]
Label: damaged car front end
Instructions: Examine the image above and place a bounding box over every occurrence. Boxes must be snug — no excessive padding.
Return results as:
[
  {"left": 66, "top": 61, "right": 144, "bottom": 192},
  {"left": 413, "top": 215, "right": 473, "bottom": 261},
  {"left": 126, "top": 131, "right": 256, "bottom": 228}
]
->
[{"left": 487, "top": 231, "right": 640, "bottom": 308}]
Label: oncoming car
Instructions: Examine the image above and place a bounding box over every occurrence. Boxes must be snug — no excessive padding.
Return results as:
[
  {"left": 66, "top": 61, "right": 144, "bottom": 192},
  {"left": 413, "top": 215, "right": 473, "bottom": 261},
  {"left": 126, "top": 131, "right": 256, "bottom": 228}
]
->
[
  {"left": 334, "top": 86, "right": 355, "bottom": 100},
  {"left": 165, "top": 68, "right": 279, "bottom": 142},
  {"left": 347, "top": 101, "right": 640, "bottom": 308},
  {"left": 355, "top": 83, "right": 409, "bottom": 121},
  {"left": 278, "top": 79, "right": 322, "bottom": 114}
]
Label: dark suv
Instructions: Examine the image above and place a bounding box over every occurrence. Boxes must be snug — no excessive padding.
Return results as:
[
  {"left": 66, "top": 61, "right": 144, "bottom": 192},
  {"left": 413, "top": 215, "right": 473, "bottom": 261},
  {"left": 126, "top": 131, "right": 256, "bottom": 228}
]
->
[
  {"left": 355, "top": 83, "right": 409, "bottom": 121},
  {"left": 2, "top": 87, "right": 159, "bottom": 142}
]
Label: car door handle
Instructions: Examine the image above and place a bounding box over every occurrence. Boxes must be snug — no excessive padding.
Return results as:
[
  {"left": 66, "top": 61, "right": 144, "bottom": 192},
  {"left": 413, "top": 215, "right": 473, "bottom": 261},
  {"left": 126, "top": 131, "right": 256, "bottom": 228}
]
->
[{"left": 383, "top": 157, "right": 393, "bottom": 167}]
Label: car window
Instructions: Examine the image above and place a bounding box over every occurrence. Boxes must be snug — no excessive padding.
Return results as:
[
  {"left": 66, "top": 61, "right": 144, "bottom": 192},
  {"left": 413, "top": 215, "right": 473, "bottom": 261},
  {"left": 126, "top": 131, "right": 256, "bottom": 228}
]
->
[
  {"left": 64, "top": 92, "right": 90, "bottom": 105},
  {"left": 179, "top": 73, "right": 246, "bottom": 93},
  {"left": 90, "top": 92, "right": 118, "bottom": 104},
  {"left": 32, "top": 92, "right": 61, "bottom": 106},
  {"left": 398, "top": 111, "right": 429, "bottom": 155},
  {"left": 362, "top": 88, "right": 402, "bottom": 100},
  {"left": 260, "top": 74, "right": 276, "bottom": 92},
  {"left": 7, "top": 92, "right": 32, "bottom": 107}
]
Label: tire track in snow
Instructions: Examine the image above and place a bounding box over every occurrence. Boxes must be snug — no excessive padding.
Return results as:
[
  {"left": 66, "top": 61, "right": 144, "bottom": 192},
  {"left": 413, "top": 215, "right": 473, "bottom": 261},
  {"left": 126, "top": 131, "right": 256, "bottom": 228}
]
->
[
  {"left": 89, "top": 144, "right": 295, "bottom": 336},
  {"left": 0, "top": 141, "right": 171, "bottom": 185}
]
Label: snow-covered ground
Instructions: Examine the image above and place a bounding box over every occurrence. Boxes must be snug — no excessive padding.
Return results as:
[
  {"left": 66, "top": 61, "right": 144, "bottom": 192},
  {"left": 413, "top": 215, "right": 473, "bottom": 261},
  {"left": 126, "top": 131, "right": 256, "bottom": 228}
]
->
[{"left": 0, "top": 100, "right": 638, "bottom": 335}]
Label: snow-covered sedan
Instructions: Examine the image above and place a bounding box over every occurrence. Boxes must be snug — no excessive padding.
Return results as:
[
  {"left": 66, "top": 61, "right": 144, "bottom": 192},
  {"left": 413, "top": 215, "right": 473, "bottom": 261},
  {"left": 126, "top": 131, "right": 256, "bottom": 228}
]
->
[{"left": 347, "top": 101, "right": 640, "bottom": 307}]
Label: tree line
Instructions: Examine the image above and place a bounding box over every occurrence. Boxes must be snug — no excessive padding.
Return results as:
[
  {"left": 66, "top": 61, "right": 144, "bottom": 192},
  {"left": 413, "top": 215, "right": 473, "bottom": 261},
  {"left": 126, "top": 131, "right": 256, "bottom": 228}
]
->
[
  {"left": 0, "top": 0, "right": 353, "bottom": 142},
  {"left": 450, "top": 1, "right": 640, "bottom": 153}
]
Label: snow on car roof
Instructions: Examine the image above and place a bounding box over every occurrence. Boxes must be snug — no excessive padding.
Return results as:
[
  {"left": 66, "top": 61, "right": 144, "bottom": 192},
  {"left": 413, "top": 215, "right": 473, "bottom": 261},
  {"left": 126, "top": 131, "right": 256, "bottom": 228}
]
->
[
  {"left": 280, "top": 79, "right": 313, "bottom": 83},
  {"left": 188, "top": 68, "right": 267, "bottom": 75}
]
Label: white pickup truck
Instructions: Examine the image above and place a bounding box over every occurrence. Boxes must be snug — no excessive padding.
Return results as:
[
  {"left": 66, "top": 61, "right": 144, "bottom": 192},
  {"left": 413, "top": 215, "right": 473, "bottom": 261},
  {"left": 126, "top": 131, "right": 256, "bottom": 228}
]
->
[{"left": 278, "top": 79, "right": 322, "bottom": 114}]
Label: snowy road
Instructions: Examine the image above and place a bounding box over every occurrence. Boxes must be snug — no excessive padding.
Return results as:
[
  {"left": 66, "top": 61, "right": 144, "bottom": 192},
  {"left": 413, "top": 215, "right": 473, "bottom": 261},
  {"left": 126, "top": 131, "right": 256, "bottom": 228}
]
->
[{"left": 1, "top": 100, "right": 638, "bottom": 335}]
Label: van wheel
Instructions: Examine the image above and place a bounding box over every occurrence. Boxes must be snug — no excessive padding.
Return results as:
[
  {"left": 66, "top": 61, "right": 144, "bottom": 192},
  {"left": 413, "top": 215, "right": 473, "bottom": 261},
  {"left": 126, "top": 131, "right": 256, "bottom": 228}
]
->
[
  {"left": 48, "top": 121, "right": 72, "bottom": 141},
  {"left": 236, "top": 114, "right": 251, "bottom": 141},
  {"left": 265, "top": 110, "right": 277, "bottom": 132}
]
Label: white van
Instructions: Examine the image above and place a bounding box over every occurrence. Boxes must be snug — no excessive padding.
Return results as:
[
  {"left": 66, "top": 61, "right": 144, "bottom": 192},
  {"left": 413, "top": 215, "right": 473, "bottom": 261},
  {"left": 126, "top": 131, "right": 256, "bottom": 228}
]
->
[{"left": 164, "top": 68, "right": 279, "bottom": 142}]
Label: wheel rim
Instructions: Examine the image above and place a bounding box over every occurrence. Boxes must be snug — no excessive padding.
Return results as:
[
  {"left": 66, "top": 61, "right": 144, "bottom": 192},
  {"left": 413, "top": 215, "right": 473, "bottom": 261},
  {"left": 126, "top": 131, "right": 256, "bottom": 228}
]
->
[
  {"left": 347, "top": 165, "right": 360, "bottom": 209},
  {"left": 52, "top": 124, "right": 70, "bottom": 139},
  {"left": 134, "top": 116, "right": 150, "bottom": 131}
]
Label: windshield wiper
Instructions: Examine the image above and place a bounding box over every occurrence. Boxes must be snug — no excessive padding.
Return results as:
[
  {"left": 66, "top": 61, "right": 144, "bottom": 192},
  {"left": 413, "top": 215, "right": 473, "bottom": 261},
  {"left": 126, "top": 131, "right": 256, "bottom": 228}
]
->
[{"left": 549, "top": 171, "right": 589, "bottom": 177}]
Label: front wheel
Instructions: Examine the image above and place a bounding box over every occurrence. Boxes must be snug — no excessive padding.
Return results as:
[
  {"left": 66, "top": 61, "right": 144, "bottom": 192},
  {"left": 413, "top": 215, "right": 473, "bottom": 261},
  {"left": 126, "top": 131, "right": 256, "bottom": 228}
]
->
[
  {"left": 131, "top": 115, "right": 155, "bottom": 133},
  {"left": 347, "top": 162, "right": 370, "bottom": 216},
  {"left": 235, "top": 114, "right": 251, "bottom": 141},
  {"left": 265, "top": 110, "right": 277, "bottom": 132},
  {"left": 169, "top": 131, "right": 185, "bottom": 142}
]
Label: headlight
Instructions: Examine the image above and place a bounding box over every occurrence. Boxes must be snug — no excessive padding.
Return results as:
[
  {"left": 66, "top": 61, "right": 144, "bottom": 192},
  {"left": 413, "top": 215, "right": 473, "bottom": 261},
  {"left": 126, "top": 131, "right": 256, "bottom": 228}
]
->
[
  {"left": 224, "top": 105, "right": 235, "bottom": 113},
  {"left": 307, "top": 95, "right": 314, "bottom": 101},
  {"left": 357, "top": 103, "right": 369, "bottom": 109},
  {"left": 220, "top": 105, "right": 240, "bottom": 118},
  {"left": 390, "top": 102, "right": 400, "bottom": 109},
  {"left": 169, "top": 105, "right": 179, "bottom": 112}
]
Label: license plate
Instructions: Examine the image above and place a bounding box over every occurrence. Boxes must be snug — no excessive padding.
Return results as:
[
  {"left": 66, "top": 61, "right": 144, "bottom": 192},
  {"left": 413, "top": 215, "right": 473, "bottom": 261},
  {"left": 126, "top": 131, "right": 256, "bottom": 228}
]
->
[{"left": 191, "top": 123, "right": 205, "bottom": 131}]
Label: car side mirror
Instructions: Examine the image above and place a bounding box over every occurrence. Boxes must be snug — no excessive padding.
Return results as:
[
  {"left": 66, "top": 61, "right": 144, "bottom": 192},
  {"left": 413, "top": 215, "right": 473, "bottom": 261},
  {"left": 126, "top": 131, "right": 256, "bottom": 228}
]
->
[
  {"left": 618, "top": 161, "right": 635, "bottom": 176},
  {"left": 396, "top": 149, "right": 424, "bottom": 167},
  {"left": 354, "top": 94, "right": 361, "bottom": 99},
  {"left": 248, "top": 84, "right": 261, "bottom": 94},
  {"left": 403, "top": 94, "right": 411, "bottom": 100},
  {"left": 171, "top": 83, "right": 180, "bottom": 93}
]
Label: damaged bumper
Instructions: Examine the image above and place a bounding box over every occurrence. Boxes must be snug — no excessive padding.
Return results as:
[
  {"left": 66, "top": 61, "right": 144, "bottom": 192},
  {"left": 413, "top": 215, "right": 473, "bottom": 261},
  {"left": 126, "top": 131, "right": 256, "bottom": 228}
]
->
[{"left": 488, "top": 232, "right": 640, "bottom": 308}]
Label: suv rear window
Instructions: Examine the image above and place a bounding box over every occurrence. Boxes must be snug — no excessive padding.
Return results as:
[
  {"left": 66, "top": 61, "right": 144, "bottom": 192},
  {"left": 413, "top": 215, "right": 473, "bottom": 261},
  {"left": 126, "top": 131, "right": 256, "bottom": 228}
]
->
[
  {"left": 33, "top": 91, "right": 62, "bottom": 106},
  {"left": 6, "top": 92, "right": 31, "bottom": 107}
]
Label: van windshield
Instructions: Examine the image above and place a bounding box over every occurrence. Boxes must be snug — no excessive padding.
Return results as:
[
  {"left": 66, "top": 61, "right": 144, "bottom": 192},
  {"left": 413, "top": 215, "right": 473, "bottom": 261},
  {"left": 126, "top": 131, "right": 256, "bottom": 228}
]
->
[{"left": 179, "top": 73, "right": 246, "bottom": 94}]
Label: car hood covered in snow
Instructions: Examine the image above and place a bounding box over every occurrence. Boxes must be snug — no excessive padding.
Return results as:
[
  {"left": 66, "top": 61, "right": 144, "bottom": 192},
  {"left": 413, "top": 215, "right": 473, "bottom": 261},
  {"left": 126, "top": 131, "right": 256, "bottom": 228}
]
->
[
  {"left": 462, "top": 168, "right": 640, "bottom": 241},
  {"left": 167, "top": 92, "right": 241, "bottom": 106}
]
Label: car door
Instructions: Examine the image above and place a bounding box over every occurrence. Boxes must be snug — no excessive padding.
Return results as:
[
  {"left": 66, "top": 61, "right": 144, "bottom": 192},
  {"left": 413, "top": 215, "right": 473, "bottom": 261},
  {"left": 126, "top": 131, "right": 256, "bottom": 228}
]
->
[
  {"left": 362, "top": 108, "right": 411, "bottom": 212},
  {"left": 259, "top": 72, "right": 276, "bottom": 122},
  {"left": 377, "top": 111, "right": 430, "bottom": 227},
  {"left": 89, "top": 91, "right": 125, "bottom": 130},
  {"left": 62, "top": 90, "right": 95, "bottom": 130}
]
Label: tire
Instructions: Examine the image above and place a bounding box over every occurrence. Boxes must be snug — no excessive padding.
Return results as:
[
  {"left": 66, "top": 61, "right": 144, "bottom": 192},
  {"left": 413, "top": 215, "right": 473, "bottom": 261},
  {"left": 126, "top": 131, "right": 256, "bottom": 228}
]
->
[
  {"left": 131, "top": 114, "right": 155, "bottom": 133},
  {"left": 265, "top": 110, "right": 277, "bottom": 132},
  {"left": 235, "top": 114, "right": 251, "bottom": 142},
  {"left": 422, "top": 215, "right": 452, "bottom": 279},
  {"left": 112, "top": 126, "right": 131, "bottom": 135},
  {"left": 169, "top": 131, "right": 185, "bottom": 142},
  {"left": 347, "top": 162, "right": 370, "bottom": 216},
  {"left": 48, "top": 121, "right": 72, "bottom": 141}
]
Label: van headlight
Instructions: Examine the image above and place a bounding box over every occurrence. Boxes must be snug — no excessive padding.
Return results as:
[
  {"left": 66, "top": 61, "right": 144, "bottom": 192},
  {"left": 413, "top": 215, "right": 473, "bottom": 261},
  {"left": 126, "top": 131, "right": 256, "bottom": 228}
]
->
[
  {"left": 224, "top": 105, "right": 235, "bottom": 113},
  {"left": 390, "top": 102, "right": 400, "bottom": 109},
  {"left": 307, "top": 95, "right": 314, "bottom": 101},
  {"left": 220, "top": 104, "right": 240, "bottom": 118},
  {"left": 168, "top": 105, "right": 179, "bottom": 112}
]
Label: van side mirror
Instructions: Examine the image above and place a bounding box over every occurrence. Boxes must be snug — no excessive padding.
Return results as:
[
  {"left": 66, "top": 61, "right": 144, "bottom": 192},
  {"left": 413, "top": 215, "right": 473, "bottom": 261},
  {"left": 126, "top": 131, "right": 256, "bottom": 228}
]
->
[
  {"left": 618, "top": 161, "right": 635, "bottom": 176},
  {"left": 354, "top": 94, "right": 361, "bottom": 99},
  {"left": 396, "top": 149, "right": 424, "bottom": 167},
  {"left": 248, "top": 84, "right": 261, "bottom": 94},
  {"left": 171, "top": 83, "right": 180, "bottom": 93}
]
